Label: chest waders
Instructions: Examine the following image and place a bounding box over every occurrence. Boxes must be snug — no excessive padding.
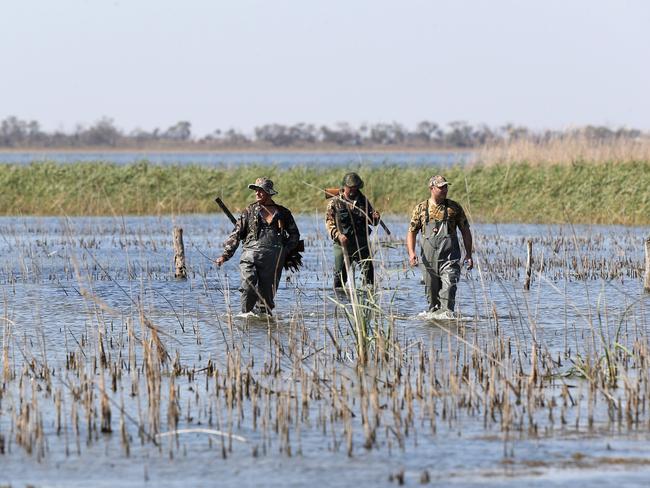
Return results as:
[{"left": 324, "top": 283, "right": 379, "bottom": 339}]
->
[
  {"left": 239, "top": 219, "right": 286, "bottom": 314},
  {"left": 333, "top": 199, "right": 374, "bottom": 288},
  {"left": 420, "top": 202, "right": 461, "bottom": 312}
]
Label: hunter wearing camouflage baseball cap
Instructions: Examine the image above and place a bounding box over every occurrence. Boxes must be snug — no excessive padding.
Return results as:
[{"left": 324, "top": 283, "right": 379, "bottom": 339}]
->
[
  {"left": 429, "top": 175, "right": 450, "bottom": 188},
  {"left": 407, "top": 172, "right": 473, "bottom": 321},
  {"left": 248, "top": 177, "right": 278, "bottom": 195}
]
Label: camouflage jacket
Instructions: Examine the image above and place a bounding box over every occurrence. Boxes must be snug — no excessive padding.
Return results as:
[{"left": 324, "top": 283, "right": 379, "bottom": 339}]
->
[
  {"left": 325, "top": 191, "right": 380, "bottom": 243},
  {"left": 220, "top": 202, "right": 300, "bottom": 261},
  {"left": 408, "top": 198, "right": 469, "bottom": 236}
]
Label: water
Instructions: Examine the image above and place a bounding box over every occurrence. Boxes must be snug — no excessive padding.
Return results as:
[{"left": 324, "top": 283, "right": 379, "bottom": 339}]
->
[
  {"left": 0, "top": 150, "right": 472, "bottom": 167},
  {"left": 1, "top": 215, "right": 649, "bottom": 487}
]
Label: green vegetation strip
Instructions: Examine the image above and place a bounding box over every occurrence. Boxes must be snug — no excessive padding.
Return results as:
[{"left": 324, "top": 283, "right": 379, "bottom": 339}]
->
[{"left": 1, "top": 160, "right": 649, "bottom": 224}]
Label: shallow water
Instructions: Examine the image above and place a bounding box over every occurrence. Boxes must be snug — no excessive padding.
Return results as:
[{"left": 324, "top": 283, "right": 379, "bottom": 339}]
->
[{"left": 1, "top": 215, "right": 649, "bottom": 487}]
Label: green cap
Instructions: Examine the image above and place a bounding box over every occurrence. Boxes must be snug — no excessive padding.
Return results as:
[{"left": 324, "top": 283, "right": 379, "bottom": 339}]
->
[{"left": 341, "top": 172, "right": 364, "bottom": 189}]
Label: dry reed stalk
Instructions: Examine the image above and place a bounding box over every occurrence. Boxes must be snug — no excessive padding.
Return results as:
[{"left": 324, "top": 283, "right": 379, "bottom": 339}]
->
[
  {"left": 120, "top": 396, "right": 130, "bottom": 457},
  {"left": 70, "top": 391, "right": 81, "bottom": 455},
  {"left": 358, "top": 375, "right": 372, "bottom": 449},
  {"left": 81, "top": 369, "right": 95, "bottom": 444},
  {"left": 54, "top": 388, "right": 62, "bottom": 435},
  {"left": 2, "top": 318, "right": 12, "bottom": 385},
  {"left": 167, "top": 374, "right": 180, "bottom": 453},
  {"left": 643, "top": 237, "right": 650, "bottom": 293},
  {"left": 99, "top": 373, "right": 112, "bottom": 433},
  {"left": 343, "top": 395, "right": 353, "bottom": 457}
]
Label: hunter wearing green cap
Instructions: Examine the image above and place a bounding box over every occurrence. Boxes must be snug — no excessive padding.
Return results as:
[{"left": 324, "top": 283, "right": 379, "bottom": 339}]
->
[
  {"left": 406, "top": 175, "right": 473, "bottom": 319},
  {"left": 325, "top": 172, "right": 381, "bottom": 289},
  {"left": 216, "top": 177, "right": 301, "bottom": 317}
]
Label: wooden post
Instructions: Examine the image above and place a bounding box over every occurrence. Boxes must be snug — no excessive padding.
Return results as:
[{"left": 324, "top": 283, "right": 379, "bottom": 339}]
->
[
  {"left": 524, "top": 239, "right": 533, "bottom": 290},
  {"left": 644, "top": 237, "right": 650, "bottom": 293},
  {"left": 173, "top": 227, "right": 187, "bottom": 279}
]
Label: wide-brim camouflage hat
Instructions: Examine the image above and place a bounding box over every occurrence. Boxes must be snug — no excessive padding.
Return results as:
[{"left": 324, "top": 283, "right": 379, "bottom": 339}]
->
[
  {"left": 248, "top": 177, "right": 278, "bottom": 195},
  {"left": 429, "top": 175, "right": 450, "bottom": 188}
]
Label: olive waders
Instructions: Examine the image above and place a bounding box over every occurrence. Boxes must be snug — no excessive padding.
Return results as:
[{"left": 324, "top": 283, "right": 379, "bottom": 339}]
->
[
  {"left": 420, "top": 202, "right": 461, "bottom": 313},
  {"left": 239, "top": 220, "right": 286, "bottom": 314},
  {"left": 333, "top": 241, "right": 374, "bottom": 288},
  {"left": 333, "top": 196, "right": 374, "bottom": 288}
]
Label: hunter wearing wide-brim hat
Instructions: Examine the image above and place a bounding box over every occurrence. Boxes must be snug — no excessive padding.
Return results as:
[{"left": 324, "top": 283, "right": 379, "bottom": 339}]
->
[
  {"left": 406, "top": 175, "right": 473, "bottom": 319},
  {"left": 325, "top": 172, "right": 381, "bottom": 288},
  {"left": 215, "top": 177, "right": 300, "bottom": 316}
]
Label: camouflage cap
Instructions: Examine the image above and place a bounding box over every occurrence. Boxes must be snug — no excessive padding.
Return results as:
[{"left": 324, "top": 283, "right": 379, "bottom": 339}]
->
[
  {"left": 429, "top": 175, "right": 450, "bottom": 188},
  {"left": 341, "top": 172, "right": 364, "bottom": 189},
  {"left": 248, "top": 177, "right": 278, "bottom": 195}
]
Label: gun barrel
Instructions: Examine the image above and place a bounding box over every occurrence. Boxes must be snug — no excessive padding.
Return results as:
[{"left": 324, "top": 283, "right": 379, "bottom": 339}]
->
[{"left": 215, "top": 197, "right": 238, "bottom": 226}]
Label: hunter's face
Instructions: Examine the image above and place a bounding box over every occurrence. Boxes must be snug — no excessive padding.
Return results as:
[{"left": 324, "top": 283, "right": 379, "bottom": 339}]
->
[
  {"left": 255, "top": 189, "right": 272, "bottom": 204},
  {"left": 430, "top": 184, "right": 448, "bottom": 201},
  {"left": 343, "top": 185, "right": 359, "bottom": 199}
]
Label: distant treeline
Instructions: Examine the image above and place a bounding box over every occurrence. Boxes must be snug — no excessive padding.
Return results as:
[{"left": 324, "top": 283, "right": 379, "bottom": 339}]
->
[{"left": 0, "top": 115, "right": 647, "bottom": 150}]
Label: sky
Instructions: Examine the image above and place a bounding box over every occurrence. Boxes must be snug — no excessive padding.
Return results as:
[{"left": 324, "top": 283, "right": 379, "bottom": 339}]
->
[{"left": 1, "top": 0, "right": 649, "bottom": 136}]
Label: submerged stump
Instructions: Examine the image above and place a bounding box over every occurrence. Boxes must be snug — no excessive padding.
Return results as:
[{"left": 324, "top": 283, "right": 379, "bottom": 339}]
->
[
  {"left": 524, "top": 239, "right": 533, "bottom": 290},
  {"left": 173, "top": 227, "right": 187, "bottom": 279}
]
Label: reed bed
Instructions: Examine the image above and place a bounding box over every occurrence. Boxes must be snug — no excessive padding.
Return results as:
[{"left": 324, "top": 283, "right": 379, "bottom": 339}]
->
[
  {"left": 479, "top": 136, "right": 650, "bottom": 166},
  {"left": 0, "top": 216, "right": 649, "bottom": 483},
  {"left": 1, "top": 160, "right": 650, "bottom": 225}
]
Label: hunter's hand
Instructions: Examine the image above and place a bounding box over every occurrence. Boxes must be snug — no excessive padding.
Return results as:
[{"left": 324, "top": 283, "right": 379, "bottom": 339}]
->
[
  {"left": 409, "top": 254, "right": 418, "bottom": 267},
  {"left": 372, "top": 210, "right": 381, "bottom": 221},
  {"left": 465, "top": 256, "right": 474, "bottom": 270},
  {"left": 338, "top": 234, "right": 348, "bottom": 247},
  {"left": 215, "top": 256, "right": 225, "bottom": 267}
]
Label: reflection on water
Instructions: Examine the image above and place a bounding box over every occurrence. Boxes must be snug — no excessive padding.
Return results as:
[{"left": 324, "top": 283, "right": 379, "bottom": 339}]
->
[{"left": 0, "top": 215, "right": 649, "bottom": 487}]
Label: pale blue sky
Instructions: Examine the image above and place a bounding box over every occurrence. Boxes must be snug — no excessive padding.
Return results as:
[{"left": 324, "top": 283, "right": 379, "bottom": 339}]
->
[{"left": 1, "top": 0, "right": 648, "bottom": 135}]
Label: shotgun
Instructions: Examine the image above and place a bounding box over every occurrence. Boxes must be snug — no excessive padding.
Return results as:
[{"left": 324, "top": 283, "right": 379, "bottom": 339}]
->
[
  {"left": 324, "top": 188, "right": 391, "bottom": 235},
  {"left": 215, "top": 197, "right": 238, "bottom": 227}
]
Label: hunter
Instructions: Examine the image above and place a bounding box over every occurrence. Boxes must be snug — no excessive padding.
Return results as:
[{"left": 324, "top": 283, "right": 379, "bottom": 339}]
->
[
  {"left": 406, "top": 175, "right": 473, "bottom": 319},
  {"left": 216, "top": 177, "right": 301, "bottom": 317},
  {"left": 325, "top": 172, "right": 381, "bottom": 289}
]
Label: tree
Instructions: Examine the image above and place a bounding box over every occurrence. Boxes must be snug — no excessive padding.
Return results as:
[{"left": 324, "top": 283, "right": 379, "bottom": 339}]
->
[
  {"left": 163, "top": 121, "right": 192, "bottom": 141},
  {"left": 1, "top": 116, "right": 26, "bottom": 146},
  {"left": 255, "top": 124, "right": 293, "bottom": 146},
  {"left": 80, "top": 117, "right": 121, "bottom": 146},
  {"left": 321, "top": 123, "right": 361, "bottom": 146},
  {"left": 222, "top": 128, "right": 250, "bottom": 145},
  {"left": 445, "top": 121, "right": 476, "bottom": 147},
  {"left": 369, "top": 122, "right": 406, "bottom": 145},
  {"left": 414, "top": 121, "right": 442, "bottom": 144}
]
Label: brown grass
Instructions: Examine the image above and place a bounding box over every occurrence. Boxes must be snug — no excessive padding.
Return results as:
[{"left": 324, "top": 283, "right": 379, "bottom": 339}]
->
[{"left": 478, "top": 136, "right": 650, "bottom": 166}]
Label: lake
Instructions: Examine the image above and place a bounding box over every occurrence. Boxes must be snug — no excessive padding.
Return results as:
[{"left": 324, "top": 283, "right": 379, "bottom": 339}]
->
[
  {"left": 0, "top": 150, "right": 472, "bottom": 167},
  {"left": 0, "top": 214, "right": 649, "bottom": 487}
]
